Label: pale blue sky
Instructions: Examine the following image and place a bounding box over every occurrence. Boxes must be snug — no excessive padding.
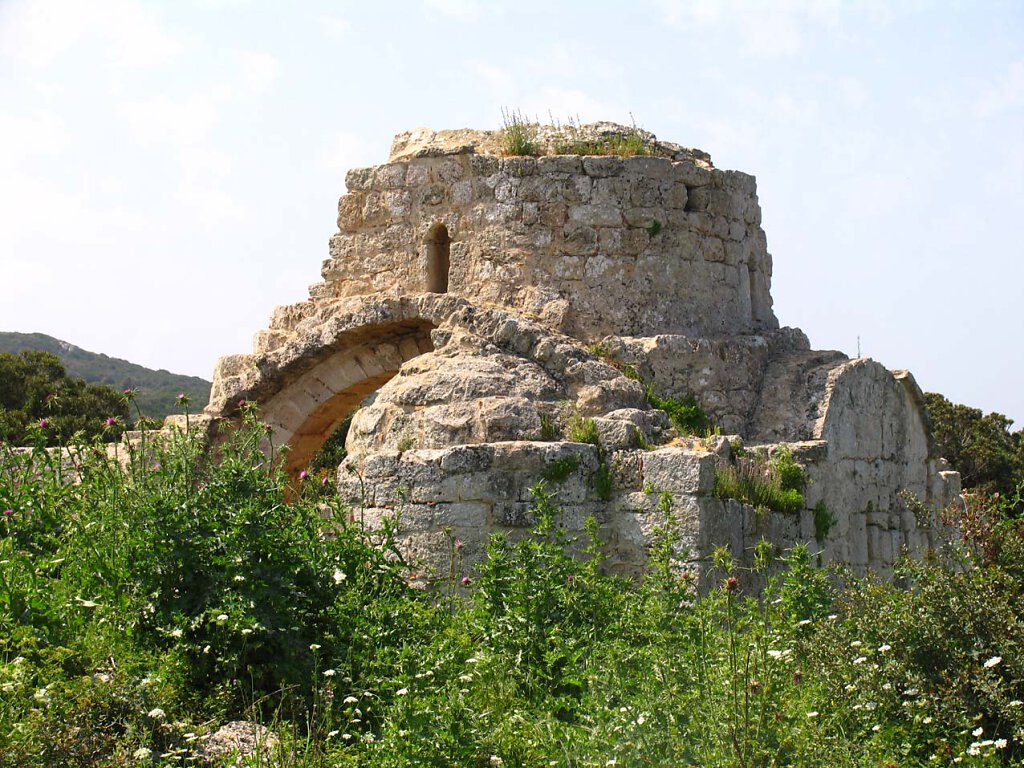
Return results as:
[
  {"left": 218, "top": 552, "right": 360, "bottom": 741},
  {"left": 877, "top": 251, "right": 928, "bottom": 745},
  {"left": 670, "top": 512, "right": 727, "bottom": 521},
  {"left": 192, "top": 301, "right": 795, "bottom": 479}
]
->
[{"left": 1, "top": 0, "right": 1022, "bottom": 423}]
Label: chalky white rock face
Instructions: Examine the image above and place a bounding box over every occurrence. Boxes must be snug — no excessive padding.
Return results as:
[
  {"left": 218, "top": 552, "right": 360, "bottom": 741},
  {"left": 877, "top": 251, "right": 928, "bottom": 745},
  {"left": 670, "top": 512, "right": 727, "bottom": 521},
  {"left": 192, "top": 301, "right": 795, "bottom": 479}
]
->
[{"left": 206, "top": 123, "right": 962, "bottom": 588}]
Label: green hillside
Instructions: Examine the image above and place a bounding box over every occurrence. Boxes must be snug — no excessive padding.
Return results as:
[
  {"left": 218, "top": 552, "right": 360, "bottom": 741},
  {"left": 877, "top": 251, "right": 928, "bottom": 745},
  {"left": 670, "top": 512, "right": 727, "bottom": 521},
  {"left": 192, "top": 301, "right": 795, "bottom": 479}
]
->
[{"left": 0, "top": 332, "right": 211, "bottom": 422}]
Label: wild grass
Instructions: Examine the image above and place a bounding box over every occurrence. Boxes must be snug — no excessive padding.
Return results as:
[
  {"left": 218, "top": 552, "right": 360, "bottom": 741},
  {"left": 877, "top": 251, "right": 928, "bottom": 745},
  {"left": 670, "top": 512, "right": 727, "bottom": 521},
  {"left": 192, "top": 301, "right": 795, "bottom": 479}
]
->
[
  {"left": 551, "top": 115, "right": 650, "bottom": 157},
  {"left": 2, "top": 415, "right": 1024, "bottom": 766},
  {"left": 714, "top": 447, "right": 807, "bottom": 514},
  {"left": 500, "top": 108, "right": 539, "bottom": 157}
]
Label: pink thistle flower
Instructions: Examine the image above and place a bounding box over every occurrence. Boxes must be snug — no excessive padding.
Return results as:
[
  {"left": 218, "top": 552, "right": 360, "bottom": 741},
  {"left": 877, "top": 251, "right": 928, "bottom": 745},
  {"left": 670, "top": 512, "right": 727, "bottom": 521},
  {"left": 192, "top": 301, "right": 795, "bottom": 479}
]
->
[
  {"left": 106, "top": 417, "right": 117, "bottom": 427},
  {"left": 454, "top": 539, "right": 464, "bottom": 550},
  {"left": 724, "top": 576, "right": 740, "bottom": 592},
  {"left": 299, "top": 470, "right": 308, "bottom": 481},
  {"left": 3, "top": 509, "right": 13, "bottom": 516},
  {"left": 460, "top": 576, "right": 471, "bottom": 586},
  {"left": 37, "top": 418, "right": 49, "bottom": 429}
]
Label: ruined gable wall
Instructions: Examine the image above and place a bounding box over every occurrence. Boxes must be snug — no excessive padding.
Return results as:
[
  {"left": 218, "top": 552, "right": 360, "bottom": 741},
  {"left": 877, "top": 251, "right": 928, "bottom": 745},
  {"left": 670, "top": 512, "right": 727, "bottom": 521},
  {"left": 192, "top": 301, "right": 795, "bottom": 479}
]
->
[{"left": 314, "top": 150, "right": 778, "bottom": 341}]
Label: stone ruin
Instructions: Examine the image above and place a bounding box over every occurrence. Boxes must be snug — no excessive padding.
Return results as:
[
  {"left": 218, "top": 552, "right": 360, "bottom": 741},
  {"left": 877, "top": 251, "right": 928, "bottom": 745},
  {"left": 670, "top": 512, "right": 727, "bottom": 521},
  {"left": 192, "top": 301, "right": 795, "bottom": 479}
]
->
[{"left": 205, "top": 122, "right": 961, "bottom": 585}]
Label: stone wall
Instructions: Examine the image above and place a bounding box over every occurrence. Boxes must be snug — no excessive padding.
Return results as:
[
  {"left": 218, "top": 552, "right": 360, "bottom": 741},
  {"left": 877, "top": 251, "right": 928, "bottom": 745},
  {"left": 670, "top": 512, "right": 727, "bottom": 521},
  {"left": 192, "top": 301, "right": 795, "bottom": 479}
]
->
[
  {"left": 314, "top": 128, "right": 778, "bottom": 341},
  {"left": 337, "top": 436, "right": 958, "bottom": 589}
]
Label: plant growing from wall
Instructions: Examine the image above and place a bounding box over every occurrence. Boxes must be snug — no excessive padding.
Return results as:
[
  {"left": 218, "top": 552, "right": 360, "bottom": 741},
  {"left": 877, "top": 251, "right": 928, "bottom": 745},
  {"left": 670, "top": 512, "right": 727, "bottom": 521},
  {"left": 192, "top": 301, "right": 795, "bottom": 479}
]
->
[
  {"left": 566, "top": 413, "right": 601, "bottom": 446},
  {"left": 500, "top": 108, "right": 539, "bottom": 157},
  {"left": 542, "top": 454, "right": 580, "bottom": 485},
  {"left": 551, "top": 115, "right": 650, "bottom": 157},
  {"left": 813, "top": 500, "right": 834, "bottom": 542},
  {"left": 645, "top": 387, "right": 712, "bottom": 436},
  {"left": 713, "top": 448, "right": 807, "bottom": 515}
]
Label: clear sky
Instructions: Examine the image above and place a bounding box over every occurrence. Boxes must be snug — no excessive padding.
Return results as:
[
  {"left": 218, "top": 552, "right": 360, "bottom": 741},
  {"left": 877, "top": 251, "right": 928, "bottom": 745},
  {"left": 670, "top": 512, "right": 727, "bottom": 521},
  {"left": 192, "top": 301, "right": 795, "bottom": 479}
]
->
[{"left": 1, "top": 0, "right": 1022, "bottom": 424}]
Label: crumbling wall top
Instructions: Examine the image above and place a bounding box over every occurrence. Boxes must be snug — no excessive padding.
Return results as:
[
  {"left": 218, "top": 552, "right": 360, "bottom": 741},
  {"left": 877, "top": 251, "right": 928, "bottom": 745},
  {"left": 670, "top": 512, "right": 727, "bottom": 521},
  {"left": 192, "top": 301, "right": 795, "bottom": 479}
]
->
[{"left": 388, "top": 122, "right": 714, "bottom": 166}]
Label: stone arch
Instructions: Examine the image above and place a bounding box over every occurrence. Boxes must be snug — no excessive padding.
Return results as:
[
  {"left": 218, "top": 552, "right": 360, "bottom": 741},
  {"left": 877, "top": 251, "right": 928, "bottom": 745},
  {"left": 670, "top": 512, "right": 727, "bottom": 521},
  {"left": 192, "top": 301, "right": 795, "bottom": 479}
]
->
[
  {"left": 261, "top": 330, "right": 435, "bottom": 475},
  {"left": 425, "top": 223, "right": 451, "bottom": 293},
  {"left": 206, "top": 293, "right": 648, "bottom": 477}
]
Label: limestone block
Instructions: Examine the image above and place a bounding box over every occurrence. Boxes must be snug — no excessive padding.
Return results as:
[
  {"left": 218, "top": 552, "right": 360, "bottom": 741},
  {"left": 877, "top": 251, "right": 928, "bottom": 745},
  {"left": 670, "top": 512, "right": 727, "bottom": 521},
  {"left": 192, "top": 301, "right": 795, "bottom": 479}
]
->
[
  {"left": 630, "top": 177, "right": 669, "bottom": 207},
  {"left": 559, "top": 222, "right": 599, "bottom": 255},
  {"left": 642, "top": 448, "right": 715, "bottom": 495},
  {"left": 499, "top": 157, "right": 537, "bottom": 176},
  {"left": 623, "top": 156, "right": 674, "bottom": 180},
  {"left": 433, "top": 502, "right": 490, "bottom": 528},
  {"left": 848, "top": 512, "right": 869, "bottom": 565},
  {"left": 491, "top": 500, "right": 537, "bottom": 527},
  {"left": 451, "top": 180, "right": 473, "bottom": 205},
  {"left": 405, "top": 163, "right": 429, "bottom": 187},
  {"left": 672, "top": 161, "right": 712, "bottom": 187},
  {"left": 583, "top": 156, "right": 623, "bottom": 177},
  {"left": 374, "top": 163, "right": 407, "bottom": 189},
  {"left": 435, "top": 157, "right": 466, "bottom": 183},
  {"left": 569, "top": 204, "right": 623, "bottom": 227},
  {"left": 538, "top": 155, "right": 583, "bottom": 175},
  {"left": 344, "top": 167, "right": 374, "bottom": 191}
]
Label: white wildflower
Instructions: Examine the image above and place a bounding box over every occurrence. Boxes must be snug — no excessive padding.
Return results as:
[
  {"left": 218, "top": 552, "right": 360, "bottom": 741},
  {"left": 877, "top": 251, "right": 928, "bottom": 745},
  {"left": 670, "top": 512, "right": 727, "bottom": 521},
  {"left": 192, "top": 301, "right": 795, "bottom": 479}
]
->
[
  {"left": 878, "top": 644, "right": 891, "bottom": 653},
  {"left": 322, "top": 669, "right": 336, "bottom": 677},
  {"left": 343, "top": 695, "right": 359, "bottom": 704},
  {"left": 169, "top": 628, "right": 183, "bottom": 639},
  {"left": 333, "top": 569, "right": 347, "bottom": 584},
  {"left": 994, "top": 738, "right": 1008, "bottom": 749},
  {"left": 147, "top": 708, "right": 165, "bottom": 720},
  {"left": 132, "top": 746, "right": 153, "bottom": 760},
  {"left": 396, "top": 687, "right": 408, "bottom": 695},
  {"left": 309, "top": 643, "right": 321, "bottom": 651},
  {"left": 216, "top": 614, "right": 228, "bottom": 623},
  {"left": 853, "top": 656, "right": 867, "bottom": 665},
  {"left": 489, "top": 757, "right": 505, "bottom": 767},
  {"left": 806, "top": 711, "right": 819, "bottom": 718},
  {"left": 241, "top": 628, "right": 253, "bottom": 635},
  {"left": 983, "top": 656, "right": 1003, "bottom": 669},
  {"left": 973, "top": 727, "right": 984, "bottom": 737}
]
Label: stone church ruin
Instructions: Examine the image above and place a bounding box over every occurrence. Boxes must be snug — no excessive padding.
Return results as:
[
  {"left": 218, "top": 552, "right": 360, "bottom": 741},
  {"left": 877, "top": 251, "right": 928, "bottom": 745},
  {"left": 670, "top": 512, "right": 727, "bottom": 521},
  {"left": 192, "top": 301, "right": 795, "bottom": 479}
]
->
[{"left": 205, "top": 122, "right": 960, "bottom": 584}]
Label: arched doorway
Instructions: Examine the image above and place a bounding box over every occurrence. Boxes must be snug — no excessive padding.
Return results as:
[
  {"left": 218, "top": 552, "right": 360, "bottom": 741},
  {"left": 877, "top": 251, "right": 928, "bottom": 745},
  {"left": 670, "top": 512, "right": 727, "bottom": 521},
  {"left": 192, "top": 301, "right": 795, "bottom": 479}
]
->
[{"left": 425, "top": 224, "right": 451, "bottom": 293}]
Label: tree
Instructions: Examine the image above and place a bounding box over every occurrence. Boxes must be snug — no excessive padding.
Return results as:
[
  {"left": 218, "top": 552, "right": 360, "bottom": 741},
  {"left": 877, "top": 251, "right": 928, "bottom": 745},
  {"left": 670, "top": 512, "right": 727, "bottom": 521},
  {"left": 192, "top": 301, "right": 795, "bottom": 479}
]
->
[
  {"left": 0, "top": 350, "right": 128, "bottom": 446},
  {"left": 924, "top": 391, "right": 1023, "bottom": 506}
]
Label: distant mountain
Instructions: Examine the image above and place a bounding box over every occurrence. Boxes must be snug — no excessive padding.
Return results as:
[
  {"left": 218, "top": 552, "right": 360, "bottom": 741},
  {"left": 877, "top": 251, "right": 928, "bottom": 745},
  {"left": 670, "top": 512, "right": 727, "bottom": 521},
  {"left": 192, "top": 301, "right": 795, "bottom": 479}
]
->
[{"left": 0, "top": 332, "right": 212, "bottom": 423}]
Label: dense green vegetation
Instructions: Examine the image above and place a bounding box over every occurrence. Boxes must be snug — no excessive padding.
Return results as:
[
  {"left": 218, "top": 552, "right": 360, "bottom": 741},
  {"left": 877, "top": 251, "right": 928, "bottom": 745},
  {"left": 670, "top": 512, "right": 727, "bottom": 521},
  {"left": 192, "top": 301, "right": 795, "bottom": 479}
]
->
[
  {"left": 0, "top": 350, "right": 129, "bottom": 445},
  {"left": 0, "top": 333, "right": 211, "bottom": 423},
  {"left": 925, "top": 392, "right": 1023, "bottom": 508},
  {"left": 2, "top": 412, "right": 1023, "bottom": 766}
]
